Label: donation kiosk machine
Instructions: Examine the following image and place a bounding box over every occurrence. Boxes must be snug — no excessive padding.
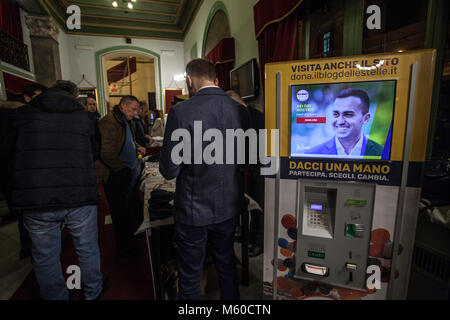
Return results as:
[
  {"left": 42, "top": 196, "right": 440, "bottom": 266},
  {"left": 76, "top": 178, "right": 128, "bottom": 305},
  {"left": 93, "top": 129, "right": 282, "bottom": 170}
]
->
[{"left": 263, "top": 50, "right": 436, "bottom": 300}]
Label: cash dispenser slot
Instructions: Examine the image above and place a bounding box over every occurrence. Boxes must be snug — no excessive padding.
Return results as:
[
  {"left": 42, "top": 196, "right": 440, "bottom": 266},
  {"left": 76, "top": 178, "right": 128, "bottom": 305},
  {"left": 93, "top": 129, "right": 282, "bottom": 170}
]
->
[{"left": 302, "top": 263, "right": 329, "bottom": 277}]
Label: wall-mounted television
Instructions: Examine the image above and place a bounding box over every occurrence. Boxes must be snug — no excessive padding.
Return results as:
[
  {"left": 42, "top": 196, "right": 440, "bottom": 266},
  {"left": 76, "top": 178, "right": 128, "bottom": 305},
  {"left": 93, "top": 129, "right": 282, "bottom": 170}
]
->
[
  {"left": 230, "top": 58, "right": 259, "bottom": 100},
  {"left": 290, "top": 80, "right": 397, "bottom": 160}
]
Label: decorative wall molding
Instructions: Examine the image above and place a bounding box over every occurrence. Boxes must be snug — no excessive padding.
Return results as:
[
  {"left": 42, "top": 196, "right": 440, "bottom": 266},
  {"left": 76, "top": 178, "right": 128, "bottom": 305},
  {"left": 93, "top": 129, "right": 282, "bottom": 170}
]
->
[{"left": 25, "top": 15, "right": 59, "bottom": 41}]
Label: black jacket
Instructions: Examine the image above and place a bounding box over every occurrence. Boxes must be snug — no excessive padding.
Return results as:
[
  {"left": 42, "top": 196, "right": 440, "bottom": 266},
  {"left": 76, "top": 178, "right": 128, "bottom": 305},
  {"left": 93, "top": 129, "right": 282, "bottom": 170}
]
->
[
  {"left": 159, "top": 87, "right": 250, "bottom": 226},
  {"left": 134, "top": 117, "right": 149, "bottom": 147},
  {"left": 7, "top": 88, "right": 98, "bottom": 211},
  {"left": 0, "top": 107, "right": 18, "bottom": 197}
]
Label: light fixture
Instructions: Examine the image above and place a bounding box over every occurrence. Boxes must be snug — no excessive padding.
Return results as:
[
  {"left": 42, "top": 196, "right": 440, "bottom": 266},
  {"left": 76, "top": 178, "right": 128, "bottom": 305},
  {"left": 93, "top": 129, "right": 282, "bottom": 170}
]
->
[
  {"left": 174, "top": 73, "right": 186, "bottom": 82},
  {"left": 112, "top": 0, "right": 137, "bottom": 8}
]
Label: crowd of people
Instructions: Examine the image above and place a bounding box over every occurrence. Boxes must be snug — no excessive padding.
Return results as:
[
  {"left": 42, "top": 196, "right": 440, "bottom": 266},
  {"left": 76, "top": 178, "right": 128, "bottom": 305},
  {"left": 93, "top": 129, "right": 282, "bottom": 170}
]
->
[{"left": 0, "top": 59, "right": 264, "bottom": 300}]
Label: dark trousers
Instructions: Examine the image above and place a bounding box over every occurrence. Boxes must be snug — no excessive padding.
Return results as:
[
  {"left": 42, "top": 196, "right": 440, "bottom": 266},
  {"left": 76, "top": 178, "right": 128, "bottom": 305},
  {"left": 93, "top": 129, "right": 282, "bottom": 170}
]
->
[
  {"left": 104, "top": 168, "right": 142, "bottom": 253},
  {"left": 175, "top": 218, "right": 239, "bottom": 300}
]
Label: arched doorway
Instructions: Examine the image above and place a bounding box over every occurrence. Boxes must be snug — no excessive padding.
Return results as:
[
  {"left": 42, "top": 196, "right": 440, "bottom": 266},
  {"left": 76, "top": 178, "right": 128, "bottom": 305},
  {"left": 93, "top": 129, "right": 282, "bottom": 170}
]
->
[
  {"left": 95, "top": 46, "right": 162, "bottom": 116},
  {"left": 201, "top": 2, "right": 235, "bottom": 91},
  {"left": 202, "top": 2, "right": 231, "bottom": 57}
]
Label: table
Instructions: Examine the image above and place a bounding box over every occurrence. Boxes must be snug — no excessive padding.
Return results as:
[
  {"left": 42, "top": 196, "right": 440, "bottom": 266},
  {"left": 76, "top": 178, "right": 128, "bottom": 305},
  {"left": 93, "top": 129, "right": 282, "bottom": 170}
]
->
[
  {"left": 136, "top": 160, "right": 251, "bottom": 300},
  {"left": 136, "top": 161, "right": 174, "bottom": 300}
]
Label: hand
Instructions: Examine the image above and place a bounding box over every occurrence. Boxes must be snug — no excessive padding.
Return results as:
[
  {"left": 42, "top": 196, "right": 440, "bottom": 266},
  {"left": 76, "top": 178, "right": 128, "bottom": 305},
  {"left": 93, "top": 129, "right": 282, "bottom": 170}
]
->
[
  {"left": 137, "top": 146, "right": 146, "bottom": 156},
  {"left": 145, "top": 134, "right": 155, "bottom": 146}
]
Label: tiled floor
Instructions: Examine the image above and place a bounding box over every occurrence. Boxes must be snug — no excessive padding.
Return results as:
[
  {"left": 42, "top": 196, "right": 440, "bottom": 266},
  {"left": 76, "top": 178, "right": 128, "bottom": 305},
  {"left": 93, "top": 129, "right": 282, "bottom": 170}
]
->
[{"left": 0, "top": 221, "right": 33, "bottom": 300}]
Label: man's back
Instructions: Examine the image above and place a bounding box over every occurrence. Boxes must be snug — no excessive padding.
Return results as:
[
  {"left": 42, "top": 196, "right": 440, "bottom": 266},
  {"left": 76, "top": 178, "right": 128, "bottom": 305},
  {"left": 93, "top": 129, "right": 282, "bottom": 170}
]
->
[
  {"left": 159, "top": 87, "right": 249, "bottom": 226},
  {"left": 10, "top": 88, "right": 97, "bottom": 210}
]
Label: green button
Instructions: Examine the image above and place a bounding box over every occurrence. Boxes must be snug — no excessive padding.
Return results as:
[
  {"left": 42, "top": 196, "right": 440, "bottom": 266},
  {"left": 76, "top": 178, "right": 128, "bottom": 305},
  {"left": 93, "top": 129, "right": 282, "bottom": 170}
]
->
[
  {"left": 308, "top": 251, "right": 325, "bottom": 259},
  {"left": 345, "top": 224, "right": 356, "bottom": 237},
  {"left": 345, "top": 199, "right": 367, "bottom": 206}
]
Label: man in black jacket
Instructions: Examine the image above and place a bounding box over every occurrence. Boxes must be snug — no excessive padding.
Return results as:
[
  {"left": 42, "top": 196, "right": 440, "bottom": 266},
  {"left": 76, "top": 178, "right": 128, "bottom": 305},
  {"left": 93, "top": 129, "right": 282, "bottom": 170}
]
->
[
  {"left": 159, "top": 59, "right": 250, "bottom": 300},
  {"left": 133, "top": 100, "right": 152, "bottom": 147},
  {"left": 5, "top": 80, "right": 103, "bottom": 300}
]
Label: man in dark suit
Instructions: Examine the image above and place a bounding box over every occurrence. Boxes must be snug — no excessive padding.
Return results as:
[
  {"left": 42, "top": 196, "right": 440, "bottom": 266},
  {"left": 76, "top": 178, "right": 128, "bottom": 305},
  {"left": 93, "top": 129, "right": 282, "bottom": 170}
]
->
[
  {"left": 306, "top": 88, "right": 383, "bottom": 157},
  {"left": 159, "top": 59, "right": 249, "bottom": 300}
]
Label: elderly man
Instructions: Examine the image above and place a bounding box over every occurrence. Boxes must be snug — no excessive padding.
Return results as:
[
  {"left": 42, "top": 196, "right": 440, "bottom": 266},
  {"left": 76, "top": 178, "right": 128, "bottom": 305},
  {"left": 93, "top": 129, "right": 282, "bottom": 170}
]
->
[
  {"left": 134, "top": 101, "right": 153, "bottom": 147},
  {"left": 98, "top": 96, "right": 146, "bottom": 259}
]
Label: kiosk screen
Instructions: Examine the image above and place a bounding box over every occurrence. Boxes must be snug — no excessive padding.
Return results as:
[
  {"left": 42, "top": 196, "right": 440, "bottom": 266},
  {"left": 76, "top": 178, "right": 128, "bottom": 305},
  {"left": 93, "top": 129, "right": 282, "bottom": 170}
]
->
[{"left": 290, "top": 80, "right": 396, "bottom": 160}]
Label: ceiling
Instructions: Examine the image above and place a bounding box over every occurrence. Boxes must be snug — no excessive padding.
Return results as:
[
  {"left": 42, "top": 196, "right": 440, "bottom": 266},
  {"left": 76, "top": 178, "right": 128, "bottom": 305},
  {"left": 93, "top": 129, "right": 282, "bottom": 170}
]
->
[{"left": 17, "top": 0, "right": 204, "bottom": 41}]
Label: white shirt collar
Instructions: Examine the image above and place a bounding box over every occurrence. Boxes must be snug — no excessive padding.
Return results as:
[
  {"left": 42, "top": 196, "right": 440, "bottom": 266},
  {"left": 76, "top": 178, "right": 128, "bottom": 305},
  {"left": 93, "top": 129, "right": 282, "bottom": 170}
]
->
[
  {"left": 198, "top": 85, "right": 219, "bottom": 92},
  {"left": 335, "top": 134, "right": 365, "bottom": 156}
]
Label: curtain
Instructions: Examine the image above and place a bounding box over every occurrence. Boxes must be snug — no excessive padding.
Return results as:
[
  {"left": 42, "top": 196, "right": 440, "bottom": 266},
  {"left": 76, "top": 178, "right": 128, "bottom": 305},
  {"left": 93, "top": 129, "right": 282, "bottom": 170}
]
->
[
  {"left": 3, "top": 72, "right": 34, "bottom": 101},
  {"left": 254, "top": 0, "right": 302, "bottom": 91},
  {"left": 0, "top": 0, "right": 23, "bottom": 42},
  {"left": 204, "top": 37, "right": 235, "bottom": 91}
]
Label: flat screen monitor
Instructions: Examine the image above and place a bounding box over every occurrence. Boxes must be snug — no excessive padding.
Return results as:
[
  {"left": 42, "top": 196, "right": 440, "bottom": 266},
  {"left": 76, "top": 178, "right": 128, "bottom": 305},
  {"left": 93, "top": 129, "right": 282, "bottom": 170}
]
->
[
  {"left": 230, "top": 59, "right": 259, "bottom": 100},
  {"left": 290, "top": 80, "right": 396, "bottom": 160}
]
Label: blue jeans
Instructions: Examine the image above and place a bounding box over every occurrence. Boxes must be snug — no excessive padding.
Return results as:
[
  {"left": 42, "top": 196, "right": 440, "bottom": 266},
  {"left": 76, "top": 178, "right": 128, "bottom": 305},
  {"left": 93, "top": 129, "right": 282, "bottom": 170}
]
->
[{"left": 23, "top": 205, "right": 103, "bottom": 300}]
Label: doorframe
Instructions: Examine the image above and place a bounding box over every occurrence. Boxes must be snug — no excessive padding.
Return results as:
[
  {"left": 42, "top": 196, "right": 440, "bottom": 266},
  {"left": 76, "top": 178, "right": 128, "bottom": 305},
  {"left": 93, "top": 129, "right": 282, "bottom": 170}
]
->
[{"left": 95, "top": 45, "right": 162, "bottom": 116}]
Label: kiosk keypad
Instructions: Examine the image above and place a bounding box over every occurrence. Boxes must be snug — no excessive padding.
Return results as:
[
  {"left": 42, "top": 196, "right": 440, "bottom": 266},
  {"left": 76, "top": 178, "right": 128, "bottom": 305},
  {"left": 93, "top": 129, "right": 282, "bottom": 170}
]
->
[{"left": 307, "top": 204, "right": 328, "bottom": 229}]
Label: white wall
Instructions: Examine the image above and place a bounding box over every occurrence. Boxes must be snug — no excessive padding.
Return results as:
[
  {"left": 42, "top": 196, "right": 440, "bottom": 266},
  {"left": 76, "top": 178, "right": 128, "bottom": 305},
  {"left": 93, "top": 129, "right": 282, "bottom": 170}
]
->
[
  {"left": 184, "top": 0, "right": 259, "bottom": 67},
  {"left": 57, "top": 27, "right": 71, "bottom": 81}
]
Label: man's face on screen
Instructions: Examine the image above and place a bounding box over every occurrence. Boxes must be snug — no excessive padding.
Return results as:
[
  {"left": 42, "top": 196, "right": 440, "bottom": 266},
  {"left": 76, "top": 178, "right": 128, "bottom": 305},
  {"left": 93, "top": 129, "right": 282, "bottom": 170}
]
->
[{"left": 332, "top": 96, "right": 370, "bottom": 141}]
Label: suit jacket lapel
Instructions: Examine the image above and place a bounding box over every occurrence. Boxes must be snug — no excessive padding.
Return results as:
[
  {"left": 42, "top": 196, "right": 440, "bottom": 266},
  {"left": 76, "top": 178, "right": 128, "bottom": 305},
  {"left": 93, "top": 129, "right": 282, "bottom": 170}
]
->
[
  {"left": 361, "top": 135, "right": 369, "bottom": 155},
  {"left": 327, "top": 137, "right": 337, "bottom": 154}
]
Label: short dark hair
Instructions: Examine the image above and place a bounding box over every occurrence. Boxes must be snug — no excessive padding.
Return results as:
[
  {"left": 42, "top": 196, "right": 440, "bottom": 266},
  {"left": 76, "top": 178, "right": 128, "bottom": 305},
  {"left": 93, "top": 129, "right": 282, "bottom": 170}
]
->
[
  {"left": 186, "top": 59, "right": 216, "bottom": 81},
  {"left": 119, "top": 95, "right": 139, "bottom": 106},
  {"left": 336, "top": 88, "right": 370, "bottom": 114},
  {"left": 52, "top": 80, "right": 78, "bottom": 97},
  {"left": 23, "top": 83, "right": 46, "bottom": 98}
]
